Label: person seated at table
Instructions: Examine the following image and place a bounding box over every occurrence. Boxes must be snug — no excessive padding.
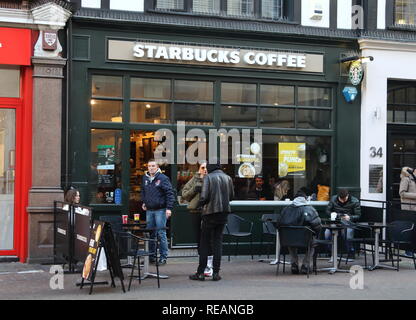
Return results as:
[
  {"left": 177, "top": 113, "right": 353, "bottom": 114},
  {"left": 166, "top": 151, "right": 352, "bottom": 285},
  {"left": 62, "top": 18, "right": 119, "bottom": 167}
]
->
[
  {"left": 325, "top": 189, "right": 361, "bottom": 256},
  {"left": 247, "top": 175, "right": 273, "bottom": 200},
  {"left": 276, "top": 190, "right": 322, "bottom": 274}
]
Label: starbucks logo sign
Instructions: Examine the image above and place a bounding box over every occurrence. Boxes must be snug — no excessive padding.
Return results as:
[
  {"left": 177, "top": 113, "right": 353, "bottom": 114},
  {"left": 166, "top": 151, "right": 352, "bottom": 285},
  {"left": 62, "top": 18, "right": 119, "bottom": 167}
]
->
[{"left": 349, "top": 61, "right": 364, "bottom": 86}]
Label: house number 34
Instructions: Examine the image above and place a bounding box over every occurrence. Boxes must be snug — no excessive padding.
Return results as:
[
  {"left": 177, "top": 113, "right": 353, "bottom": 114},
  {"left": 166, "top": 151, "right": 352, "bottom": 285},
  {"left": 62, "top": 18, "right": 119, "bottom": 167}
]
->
[{"left": 370, "top": 147, "right": 383, "bottom": 158}]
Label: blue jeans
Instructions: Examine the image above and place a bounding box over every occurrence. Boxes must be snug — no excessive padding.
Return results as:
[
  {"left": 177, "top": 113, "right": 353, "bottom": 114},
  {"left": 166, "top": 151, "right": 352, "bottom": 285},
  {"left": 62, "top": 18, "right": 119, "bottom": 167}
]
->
[
  {"left": 146, "top": 209, "right": 168, "bottom": 260},
  {"left": 325, "top": 223, "right": 355, "bottom": 253}
]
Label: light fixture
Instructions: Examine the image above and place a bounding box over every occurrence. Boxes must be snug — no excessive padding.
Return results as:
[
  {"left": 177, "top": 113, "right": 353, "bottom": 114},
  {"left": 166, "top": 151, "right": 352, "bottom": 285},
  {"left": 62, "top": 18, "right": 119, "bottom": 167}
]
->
[
  {"left": 340, "top": 56, "right": 374, "bottom": 63},
  {"left": 90, "top": 99, "right": 97, "bottom": 106},
  {"left": 146, "top": 104, "right": 151, "bottom": 109},
  {"left": 111, "top": 116, "right": 122, "bottom": 122}
]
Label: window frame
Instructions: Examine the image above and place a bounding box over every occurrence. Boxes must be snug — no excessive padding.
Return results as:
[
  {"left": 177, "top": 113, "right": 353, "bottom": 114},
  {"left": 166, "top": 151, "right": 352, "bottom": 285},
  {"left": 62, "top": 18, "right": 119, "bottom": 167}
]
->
[{"left": 148, "top": 0, "right": 299, "bottom": 22}]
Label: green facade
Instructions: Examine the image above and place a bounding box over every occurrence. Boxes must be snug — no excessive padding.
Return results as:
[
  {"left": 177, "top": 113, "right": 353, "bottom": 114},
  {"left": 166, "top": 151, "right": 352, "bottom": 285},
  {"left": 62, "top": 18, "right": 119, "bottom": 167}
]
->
[{"left": 67, "top": 18, "right": 361, "bottom": 250}]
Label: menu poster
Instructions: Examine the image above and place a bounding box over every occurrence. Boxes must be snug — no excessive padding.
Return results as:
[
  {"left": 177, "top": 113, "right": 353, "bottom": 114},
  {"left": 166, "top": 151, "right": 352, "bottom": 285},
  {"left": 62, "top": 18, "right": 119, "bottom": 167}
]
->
[
  {"left": 97, "top": 145, "right": 115, "bottom": 170},
  {"left": 81, "top": 221, "right": 104, "bottom": 281},
  {"left": 278, "top": 143, "right": 306, "bottom": 177}
]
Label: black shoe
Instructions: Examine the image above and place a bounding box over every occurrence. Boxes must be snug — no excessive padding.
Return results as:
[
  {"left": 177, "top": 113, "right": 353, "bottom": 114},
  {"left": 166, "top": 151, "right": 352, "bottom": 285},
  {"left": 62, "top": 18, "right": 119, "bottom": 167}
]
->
[
  {"left": 189, "top": 273, "right": 205, "bottom": 281},
  {"left": 158, "top": 259, "right": 167, "bottom": 266},
  {"left": 300, "top": 265, "right": 309, "bottom": 275},
  {"left": 291, "top": 263, "right": 299, "bottom": 275},
  {"left": 212, "top": 272, "right": 222, "bottom": 281}
]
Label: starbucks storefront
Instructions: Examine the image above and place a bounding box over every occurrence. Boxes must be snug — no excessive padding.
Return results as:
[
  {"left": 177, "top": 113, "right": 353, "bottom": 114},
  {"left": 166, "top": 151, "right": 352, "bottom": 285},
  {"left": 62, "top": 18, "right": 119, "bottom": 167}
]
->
[{"left": 68, "top": 21, "right": 361, "bottom": 252}]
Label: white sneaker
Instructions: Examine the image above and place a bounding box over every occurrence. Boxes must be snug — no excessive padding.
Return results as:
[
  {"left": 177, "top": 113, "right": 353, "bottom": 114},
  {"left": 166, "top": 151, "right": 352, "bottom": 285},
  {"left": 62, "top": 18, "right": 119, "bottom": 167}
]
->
[{"left": 204, "top": 267, "right": 213, "bottom": 277}]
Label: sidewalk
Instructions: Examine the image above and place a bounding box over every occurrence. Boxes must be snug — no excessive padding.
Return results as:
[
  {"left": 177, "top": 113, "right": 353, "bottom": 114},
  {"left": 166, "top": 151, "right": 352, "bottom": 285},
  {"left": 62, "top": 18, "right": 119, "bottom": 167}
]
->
[{"left": 0, "top": 254, "right": 415, "bottom": 300}]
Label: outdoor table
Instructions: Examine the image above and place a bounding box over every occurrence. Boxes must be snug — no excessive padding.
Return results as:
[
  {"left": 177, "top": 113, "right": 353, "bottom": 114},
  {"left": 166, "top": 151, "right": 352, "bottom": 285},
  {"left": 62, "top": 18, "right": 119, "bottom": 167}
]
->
[
  {"left": 357, "top": 222, "right": 395, "bottom": 271},
  {"left": 122, "top": 223, "right": 169, "bottom": 280},
  {"left": 317, "top": 224, "right": 350, "bottom": 274}
]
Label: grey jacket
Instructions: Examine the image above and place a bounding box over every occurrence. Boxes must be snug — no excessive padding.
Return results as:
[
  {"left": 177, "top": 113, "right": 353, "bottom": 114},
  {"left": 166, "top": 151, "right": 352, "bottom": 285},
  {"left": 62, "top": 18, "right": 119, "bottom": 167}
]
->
[
  {"left": 277, "top": 197, "right": 322, "bottom": 234},
  {"left": 198, "top": 169, "right": 234, "bottom": 216}
]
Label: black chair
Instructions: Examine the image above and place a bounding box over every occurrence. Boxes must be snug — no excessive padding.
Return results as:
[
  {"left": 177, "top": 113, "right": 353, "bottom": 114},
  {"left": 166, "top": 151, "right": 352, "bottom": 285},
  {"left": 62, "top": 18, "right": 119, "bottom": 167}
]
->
[
  {"left": 124, "top": 232, "right": 160, "bottom": 290},
  {"left": 223, "top": 214, "right": 254, "bottom": 261},
  {"left": 259, "top": 214, "right": 277, "bottom": 258},
  {"left": 385, "top": 220, "right": 416, "bottom": 271},
  {"left": 338, "top": 222, "right": 375, "bottom": 269},
  {"left": 312, "top": 228, "right": 332, "bottom": 275},
  {"left": 277, "top": 226, "right": 315, "bottom": 278}
]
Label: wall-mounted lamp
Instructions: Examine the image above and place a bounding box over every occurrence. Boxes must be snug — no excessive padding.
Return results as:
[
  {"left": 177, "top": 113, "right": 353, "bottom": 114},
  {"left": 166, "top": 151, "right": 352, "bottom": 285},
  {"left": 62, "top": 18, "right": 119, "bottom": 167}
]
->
[{"left": 340, "top": 56, "right": 374, "bottom": 63}]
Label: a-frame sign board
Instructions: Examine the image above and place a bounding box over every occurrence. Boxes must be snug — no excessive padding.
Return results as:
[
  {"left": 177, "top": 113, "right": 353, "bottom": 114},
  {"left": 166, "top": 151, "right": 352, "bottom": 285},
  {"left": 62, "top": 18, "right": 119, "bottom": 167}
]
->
[{"left": 79, "top": 221, "right": 125, "bottom": 295}]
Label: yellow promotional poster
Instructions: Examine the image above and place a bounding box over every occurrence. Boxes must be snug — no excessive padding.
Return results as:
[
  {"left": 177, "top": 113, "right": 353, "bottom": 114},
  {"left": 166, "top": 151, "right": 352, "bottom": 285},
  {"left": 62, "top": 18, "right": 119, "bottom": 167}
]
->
[{"left": 278, "top": 143, "right": 306, "bottom": 177}]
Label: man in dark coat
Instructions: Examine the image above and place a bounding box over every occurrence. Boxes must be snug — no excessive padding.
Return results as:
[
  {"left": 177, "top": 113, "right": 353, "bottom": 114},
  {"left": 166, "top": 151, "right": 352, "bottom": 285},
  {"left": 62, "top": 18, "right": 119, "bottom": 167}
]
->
[
  {"left": 189, "top": 162, "right": 234, "bottom": 281},
  {"left": 277, "top": 190, "right": 322, "bottom": 274},
  {"left": 325, "top": 189, "right": 361, "bottom": 255},
  {"left": 141, "top": 159, "right": 175, "bottom": 265}
]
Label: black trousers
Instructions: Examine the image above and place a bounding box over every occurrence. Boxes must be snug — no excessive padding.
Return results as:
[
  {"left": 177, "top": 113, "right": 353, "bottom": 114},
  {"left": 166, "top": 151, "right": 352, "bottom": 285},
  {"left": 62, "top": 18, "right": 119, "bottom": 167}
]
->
[
  {"left": 197, "top": 213, "right": 227, "bottom": 274},
  {"left": 190, "top": 213, "right": 213, "bottom": 256}
]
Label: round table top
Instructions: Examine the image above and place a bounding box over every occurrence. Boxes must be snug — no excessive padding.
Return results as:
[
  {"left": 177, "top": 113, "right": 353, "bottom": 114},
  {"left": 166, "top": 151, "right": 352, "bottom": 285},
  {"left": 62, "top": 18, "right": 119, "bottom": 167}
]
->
[
  {"left": 357, "top": 222, "right": 387, "bottom": 228},
  {"left": 322, "top": 224, "right": 346, "bottom": 229}
]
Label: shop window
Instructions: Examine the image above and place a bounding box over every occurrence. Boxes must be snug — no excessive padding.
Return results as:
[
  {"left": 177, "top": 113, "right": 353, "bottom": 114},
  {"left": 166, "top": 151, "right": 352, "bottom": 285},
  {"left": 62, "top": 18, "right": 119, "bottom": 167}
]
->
[
  {"left": 131, "top": 102, "right": 170, "bottom": 124},
  {"left": 297, "top": 109, "right": 331, "bottom": 130},
  {"left": 193, "top": 0, "right": 221, "bottom": 13},
  {"left": 177, "top": 137, "right": 210, "bottom": 198},
  {"left": 222, "top": 135, "right": 331, "bottom": 201},
  {"left": 260, "top": 85, "right": 294, "bottom": 106},
  {"left": 221, "top": 82, "right": 257, "bottom": 104},
  {"left": 395, "top": 0, "right": 416, "bottom": 26},
  {"left": 131, "top": 78, "right": 171, "bottom": 100},
  {"left": 261, "top": 0, "right": 283, "bottom": 20},
  {"left": 90, "top": 129, "right": 122, "bottom": 204},
  {"left": 0, "top": 67, "right": 20, "bottom": 98},
  {"left": 109, "top": 0, "right": 144, "bottom": 11},
  {"left": 92, "top": 75, "right": 122, "bottom": 98},
  {"left": 81, "top": 0, "right": 101, "bottom": 8},
  {"left": 227, "top": 0, "right": 255, "bottom": 16},
  {"left": 260, "top": 107, "right": 294, "bottom": 128},
  {"left": 0, "top": 109, "right": 15, "bottom": 250},
  {"left": 298, "top": 87, "right": 331, "bottom": 108},
  {"left": 387, "top": 81, "right": 416, "bottom": 124},
  {"left": 174, "top": 80, "right": 213, "bottom": 102},
  {"left": 91, "top": 100, "right": 123, "bottom": 122},
  {"left": 156, "top": 0, "right": 185, "bottom": 10},
  {"left": 221, "top": 106, "right": 257, "bottom": 127},
  {"left": 174, "top": 103, "right": 214, "bottom": 126}
]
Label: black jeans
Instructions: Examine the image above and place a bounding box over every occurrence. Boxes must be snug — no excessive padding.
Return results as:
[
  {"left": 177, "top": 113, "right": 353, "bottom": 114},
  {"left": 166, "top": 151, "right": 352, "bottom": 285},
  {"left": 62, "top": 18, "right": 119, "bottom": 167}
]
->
[
  {"left": 189, "top": 213, "right": 213, "bottom": 257},
  {"left": 197, "top": 213, "right": 227, "bottom": 274}
]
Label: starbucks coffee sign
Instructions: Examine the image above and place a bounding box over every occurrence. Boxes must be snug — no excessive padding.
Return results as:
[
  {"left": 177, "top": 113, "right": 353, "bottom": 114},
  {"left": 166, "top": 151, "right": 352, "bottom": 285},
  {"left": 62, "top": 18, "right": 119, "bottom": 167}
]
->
[{"left": 108, "top": 40, "right": 324, "bottom": 73}]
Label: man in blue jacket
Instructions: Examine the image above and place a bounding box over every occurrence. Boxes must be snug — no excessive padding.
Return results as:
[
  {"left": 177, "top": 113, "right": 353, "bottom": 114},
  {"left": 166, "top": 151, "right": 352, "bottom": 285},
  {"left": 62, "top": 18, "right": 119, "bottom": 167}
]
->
[{"left": 141, "top": 159, "right": 175, "bottom": 265}]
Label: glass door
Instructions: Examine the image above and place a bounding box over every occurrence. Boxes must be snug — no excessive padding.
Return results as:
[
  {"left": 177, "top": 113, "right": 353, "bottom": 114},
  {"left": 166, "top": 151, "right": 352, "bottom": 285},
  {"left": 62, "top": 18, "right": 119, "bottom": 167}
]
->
[{"left": 0, "top": 109, "right": 15, "bottom": 251}]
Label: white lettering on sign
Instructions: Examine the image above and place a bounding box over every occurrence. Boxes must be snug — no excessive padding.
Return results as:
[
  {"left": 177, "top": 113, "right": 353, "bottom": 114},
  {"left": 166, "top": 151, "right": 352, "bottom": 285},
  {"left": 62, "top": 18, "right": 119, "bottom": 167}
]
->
[
  {"left": 0, "top": 43, "right": 2, "bottom": 48},
  {"left": 132, "top": 43, "right": 307, "bottom": 68}
]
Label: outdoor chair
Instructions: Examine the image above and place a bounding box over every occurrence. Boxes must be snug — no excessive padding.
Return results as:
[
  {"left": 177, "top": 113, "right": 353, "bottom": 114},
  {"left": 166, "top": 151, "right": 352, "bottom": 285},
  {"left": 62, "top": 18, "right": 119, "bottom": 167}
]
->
[
  {"left": 276, "top": 226, "right": 315, "bottom": 278},
  {"left": 122, "top": 232, "right": 161, "bottom": 290},
  {"left": 259, "top": 214, "right": 277, "bottom": 258},
  {"left": 223, "top": 214, "right": 254, "bottom": 261},
  {"left": 385, "top": 220, "right": 416, "bottom": 271},
  {"left": 338, "top": 222, "right": 375, "bottom": 269},
  {"left": 312, "top": 228, "right": 332, "bottom": 275}
]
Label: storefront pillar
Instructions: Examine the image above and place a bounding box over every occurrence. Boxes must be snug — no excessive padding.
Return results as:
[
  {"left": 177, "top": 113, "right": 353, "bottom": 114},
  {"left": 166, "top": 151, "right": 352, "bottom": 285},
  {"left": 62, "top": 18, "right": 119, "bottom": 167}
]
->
[{"left": 27, "top": 57, "right": 66, "bottom": 263}]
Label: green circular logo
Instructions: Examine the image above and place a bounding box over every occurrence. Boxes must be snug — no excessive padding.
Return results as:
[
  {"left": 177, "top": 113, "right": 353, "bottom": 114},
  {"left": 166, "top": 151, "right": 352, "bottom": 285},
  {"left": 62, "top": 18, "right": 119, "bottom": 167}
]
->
[{"left": 349, "top": 61, "right": 363, "bottom": 86}]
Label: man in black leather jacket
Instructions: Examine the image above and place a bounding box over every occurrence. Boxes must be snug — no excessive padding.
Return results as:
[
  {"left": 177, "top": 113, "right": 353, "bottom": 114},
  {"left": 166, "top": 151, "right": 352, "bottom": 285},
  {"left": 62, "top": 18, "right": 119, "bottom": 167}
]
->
[
  {"left": 189, "top": 162, "right": 234, "bottom": 282},
  {"left": 277, "top": 190, "right": 322, "bottom": 274}
]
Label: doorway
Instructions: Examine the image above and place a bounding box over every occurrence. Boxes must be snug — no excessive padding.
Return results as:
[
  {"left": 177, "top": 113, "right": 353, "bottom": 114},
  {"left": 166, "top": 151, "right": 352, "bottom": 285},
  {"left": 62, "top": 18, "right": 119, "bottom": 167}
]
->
[{"left": 0, "top": 108, "right": 16, "bottom": 254}]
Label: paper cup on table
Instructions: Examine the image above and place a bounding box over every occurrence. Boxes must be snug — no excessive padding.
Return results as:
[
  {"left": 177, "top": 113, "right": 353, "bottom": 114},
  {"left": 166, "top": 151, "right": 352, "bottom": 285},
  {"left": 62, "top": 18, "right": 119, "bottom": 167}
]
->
[{"left": 331, "top": 212, "right": 337, "bottom": 221}]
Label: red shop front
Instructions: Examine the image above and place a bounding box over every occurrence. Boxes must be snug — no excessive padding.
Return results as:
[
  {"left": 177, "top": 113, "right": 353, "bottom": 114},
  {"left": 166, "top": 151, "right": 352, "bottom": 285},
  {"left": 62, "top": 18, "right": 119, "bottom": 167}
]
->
[{"left": 0, "top": 27, "right": 33, "bottom": 262}]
